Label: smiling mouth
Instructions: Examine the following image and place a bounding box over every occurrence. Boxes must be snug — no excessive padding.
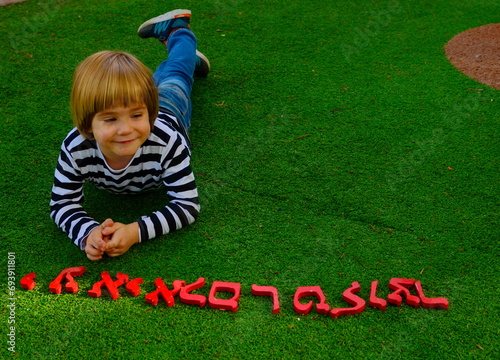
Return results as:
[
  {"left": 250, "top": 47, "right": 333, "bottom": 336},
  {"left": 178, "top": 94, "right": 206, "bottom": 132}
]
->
[{"left": 117, "top": 139, "right": 135, "bottom": 144}]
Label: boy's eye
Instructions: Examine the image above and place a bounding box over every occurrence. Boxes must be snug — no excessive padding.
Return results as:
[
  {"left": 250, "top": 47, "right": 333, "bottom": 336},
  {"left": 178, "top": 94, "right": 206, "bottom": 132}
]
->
[
  {"left": 132, "top": 113, "right": 144, "bottom": 118},
  {"left": 103, "top": 118, "right": 116, "bottom": 123}
]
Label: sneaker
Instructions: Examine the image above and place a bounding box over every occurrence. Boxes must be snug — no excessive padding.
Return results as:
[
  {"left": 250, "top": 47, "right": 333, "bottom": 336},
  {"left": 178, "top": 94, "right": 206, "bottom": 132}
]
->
[
  {"left": 138, "top": 9, "right": 191, "bottom": 42},
  {"left": 195, "top": 50, "right": 210, "bottom": 77}
]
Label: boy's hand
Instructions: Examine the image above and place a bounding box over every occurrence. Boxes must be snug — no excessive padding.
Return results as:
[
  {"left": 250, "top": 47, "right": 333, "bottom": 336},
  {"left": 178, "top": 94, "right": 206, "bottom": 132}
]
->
[
  {"left": 103, "top": 222, "right": 140, "bottom": 257},
  {"left": 84, "top": 218, "right": 114, "bottom": 261}
]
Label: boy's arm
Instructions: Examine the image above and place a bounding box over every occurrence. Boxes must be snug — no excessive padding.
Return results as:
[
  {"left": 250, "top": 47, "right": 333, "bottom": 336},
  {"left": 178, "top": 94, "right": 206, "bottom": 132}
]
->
[
  {"left": 50, "top": 142, "right": 100, "bottom": 249},
  {"left": 136, "top": 133, "right": 200, "bottom": 241}
]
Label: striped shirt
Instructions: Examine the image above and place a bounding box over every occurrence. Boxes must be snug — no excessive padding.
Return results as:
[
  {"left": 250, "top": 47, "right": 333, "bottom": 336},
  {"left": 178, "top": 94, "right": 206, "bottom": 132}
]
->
[{"left": 50, "top": 111, "right": 199, "bottom": 250}]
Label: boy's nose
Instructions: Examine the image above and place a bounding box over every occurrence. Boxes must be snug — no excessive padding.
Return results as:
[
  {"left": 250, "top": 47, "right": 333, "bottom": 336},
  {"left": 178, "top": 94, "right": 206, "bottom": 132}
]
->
[{"left": 117, "top": 120, "right": 133, "bottom": 135}]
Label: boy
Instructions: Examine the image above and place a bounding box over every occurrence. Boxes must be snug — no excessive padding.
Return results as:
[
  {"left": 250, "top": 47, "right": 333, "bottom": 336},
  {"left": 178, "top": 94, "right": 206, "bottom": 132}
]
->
[{"left": 50, "top": 9, "right": 208, "bottom": 260}]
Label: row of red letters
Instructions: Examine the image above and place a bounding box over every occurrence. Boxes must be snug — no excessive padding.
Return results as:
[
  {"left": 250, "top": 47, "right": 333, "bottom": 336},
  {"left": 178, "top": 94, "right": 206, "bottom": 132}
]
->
[{"left": 20, "top": 267, "right": 449, "bottom": 317}]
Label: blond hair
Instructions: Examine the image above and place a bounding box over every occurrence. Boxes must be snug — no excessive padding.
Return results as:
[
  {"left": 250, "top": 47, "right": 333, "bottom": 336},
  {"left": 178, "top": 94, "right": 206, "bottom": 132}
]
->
[{"left": 70, "top": 51, "right": 158, "bottom": 139}]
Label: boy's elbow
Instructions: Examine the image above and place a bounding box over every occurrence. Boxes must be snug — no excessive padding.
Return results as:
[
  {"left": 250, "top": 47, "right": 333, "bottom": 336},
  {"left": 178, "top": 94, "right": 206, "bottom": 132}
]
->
[
  {"left": 49, "top": 201, "right": 58, "bottom": 222},
  {"left": 187, "top": 201, "right": 200, "bottom": 225},
  {"left": 190, "top": 202, "right": 200, "bottom": 222}
]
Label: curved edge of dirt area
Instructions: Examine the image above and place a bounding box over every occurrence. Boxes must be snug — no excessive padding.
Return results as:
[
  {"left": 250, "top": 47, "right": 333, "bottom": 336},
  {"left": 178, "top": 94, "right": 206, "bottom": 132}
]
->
[
  {"left": 445, "top": 23, "right": 500, "bottom": 90},
  {"left": 0, "top": 0, "right": 27, "bottom": 6}
]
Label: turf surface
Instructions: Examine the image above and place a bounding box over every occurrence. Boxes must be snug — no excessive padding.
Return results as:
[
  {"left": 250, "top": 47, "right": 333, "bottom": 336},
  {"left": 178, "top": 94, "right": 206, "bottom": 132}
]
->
[{"left": 1, "top": 0, "right": 499, "bottom": 358}]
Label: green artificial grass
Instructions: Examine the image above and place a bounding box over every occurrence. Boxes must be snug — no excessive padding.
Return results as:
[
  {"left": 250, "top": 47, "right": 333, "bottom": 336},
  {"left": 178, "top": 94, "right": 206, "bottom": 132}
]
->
[{"left": 1, "top": 0, "right": 499, "bottom": 358}]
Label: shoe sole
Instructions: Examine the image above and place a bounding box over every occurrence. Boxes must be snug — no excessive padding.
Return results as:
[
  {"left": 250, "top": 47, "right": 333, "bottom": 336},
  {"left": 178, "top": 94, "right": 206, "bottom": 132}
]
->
[
  {"left": 137, "top": 9, "right": 191, "bottom": 34},
  {"left": 196, "top": 50, "right": 211, "bottom": 70}
]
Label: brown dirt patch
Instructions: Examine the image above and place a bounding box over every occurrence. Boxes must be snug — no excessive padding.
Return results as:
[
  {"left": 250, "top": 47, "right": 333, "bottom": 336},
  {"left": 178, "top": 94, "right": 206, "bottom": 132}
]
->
[
  {"left": 445, "top": 23, "right": 500, "bottom": 89},
  {"left": 0, "top": 0, "right": 26, "bottom": 5}
]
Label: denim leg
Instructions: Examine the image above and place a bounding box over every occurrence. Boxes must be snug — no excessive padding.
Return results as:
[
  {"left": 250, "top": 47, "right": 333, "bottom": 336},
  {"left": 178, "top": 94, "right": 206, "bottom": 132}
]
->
[{"left": 153, "top": 29, "right": 196, "bottom": 130}]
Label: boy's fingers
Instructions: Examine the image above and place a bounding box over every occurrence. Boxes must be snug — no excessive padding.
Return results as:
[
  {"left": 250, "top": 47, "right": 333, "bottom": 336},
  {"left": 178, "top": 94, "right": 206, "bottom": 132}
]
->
[
  {"left": 101, "top": 218, "right": 114, "bottom": 229},
  {"left": 102, "top": 226, "right": 115, "bottom": 236},
  {"left": 106, "top": 250, "right": 119, "bottom": 257},
  {"left": 106, "top": 247, "right": 124, "bottom": 257},
  {"left": 85, "top": 246, "right": 103, "bottom": 260},
  {"left": 102, "top": 223, "right": 121, "bottom": 236},
  {"left": 105, "top": 237, "right": 119, "bottom": 250},
  {"left": 86, "top": 253, "right": 102, "bottom": 261},
  {"left": 105, "top": 245, "right": 118, "bottom": 255},
  {"left": 87, "top": 243, "right": 104, "bottom": 255},
  {"left": 93, "top": 239, "right": 107, "bottom": 251}
]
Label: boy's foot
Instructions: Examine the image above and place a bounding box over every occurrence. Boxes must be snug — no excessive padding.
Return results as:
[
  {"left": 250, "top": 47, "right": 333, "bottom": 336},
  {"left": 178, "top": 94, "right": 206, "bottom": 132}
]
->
[
  {"left": 195, "top": 50, "right": 210, "bottom": 77},
  {"left": 138, "top": 9, "right": 191, "bottom": 42},
  {"left": 139, "top": 10, "right": 211, "bottom": 77}
]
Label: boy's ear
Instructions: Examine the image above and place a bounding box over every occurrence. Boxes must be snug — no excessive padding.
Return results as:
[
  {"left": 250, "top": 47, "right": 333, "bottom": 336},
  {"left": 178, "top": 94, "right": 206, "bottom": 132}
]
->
[{"left": 81, "top": 129, "right": 94, "bottom": 140}]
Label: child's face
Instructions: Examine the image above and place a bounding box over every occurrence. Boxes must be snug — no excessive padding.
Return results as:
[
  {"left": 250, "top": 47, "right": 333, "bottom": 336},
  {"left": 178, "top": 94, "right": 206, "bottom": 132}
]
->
[{"left": 90, "top": 103, "right": 151, "bottom": 169}]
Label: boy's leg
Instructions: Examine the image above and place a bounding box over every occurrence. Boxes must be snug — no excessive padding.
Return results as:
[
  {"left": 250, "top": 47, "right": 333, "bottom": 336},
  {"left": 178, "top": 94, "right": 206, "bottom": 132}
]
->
[
  {"left": 138, "top": 10, "right": 210, "bottom": 130},
  {"left": 153, "top": 29, "right": 196, "bottom": 130}
]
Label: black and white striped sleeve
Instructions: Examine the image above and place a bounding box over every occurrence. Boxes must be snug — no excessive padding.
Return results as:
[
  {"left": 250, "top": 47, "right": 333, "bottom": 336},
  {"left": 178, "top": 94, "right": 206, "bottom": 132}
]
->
[
  {"left": 136, "top": 130, "right": 200, "bottom": 241},
  {"left": 49, "top": 134, "right": 99, "bottom": 249}
]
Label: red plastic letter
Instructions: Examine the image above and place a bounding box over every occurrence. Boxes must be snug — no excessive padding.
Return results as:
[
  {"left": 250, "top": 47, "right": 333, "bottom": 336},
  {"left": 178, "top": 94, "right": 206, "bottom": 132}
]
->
[
  {"left": 330, "top": 281, "right": 366, "bottom": 318},
  {"left": 414, "top": 281, "right": 449, "bottom": 310},
  {"left": 369, "top": 280, "right": 387, "bottom": 310},
  {"left": 88, "top": 272, "right": 129, "bottom": 300},
  {"left": 179, "top": 277, "right": 207, "bottom": 307},
  {"left": 145, "top": 278, "right": 185, "bottom": 307},
  {"left": 49, "top": 267, "right": 86, "bottom": 294},
  {"left": 20, "top": 272, "right": 36, "bottom": 290},
  {"left": 126, "top": 277, "right": 143, "bottom": 297},
  {"left": 387, "top": 278, "right": 420, "bottom": 307},
  {"left": 252, "top": 284, "right": 280, "bottom": 314},
  {"left": 208, "top": 281, "right": 241, "bottom": 312},
  {"left": 293, "top": 286, "right": 330, "bottom": 315}
]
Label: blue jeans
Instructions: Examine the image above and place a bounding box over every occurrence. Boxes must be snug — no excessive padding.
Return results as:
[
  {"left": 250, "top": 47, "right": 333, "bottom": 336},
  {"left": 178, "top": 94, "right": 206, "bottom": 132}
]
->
[{"left": 153, "top": 29, "right": 196, "bottom": 130}]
